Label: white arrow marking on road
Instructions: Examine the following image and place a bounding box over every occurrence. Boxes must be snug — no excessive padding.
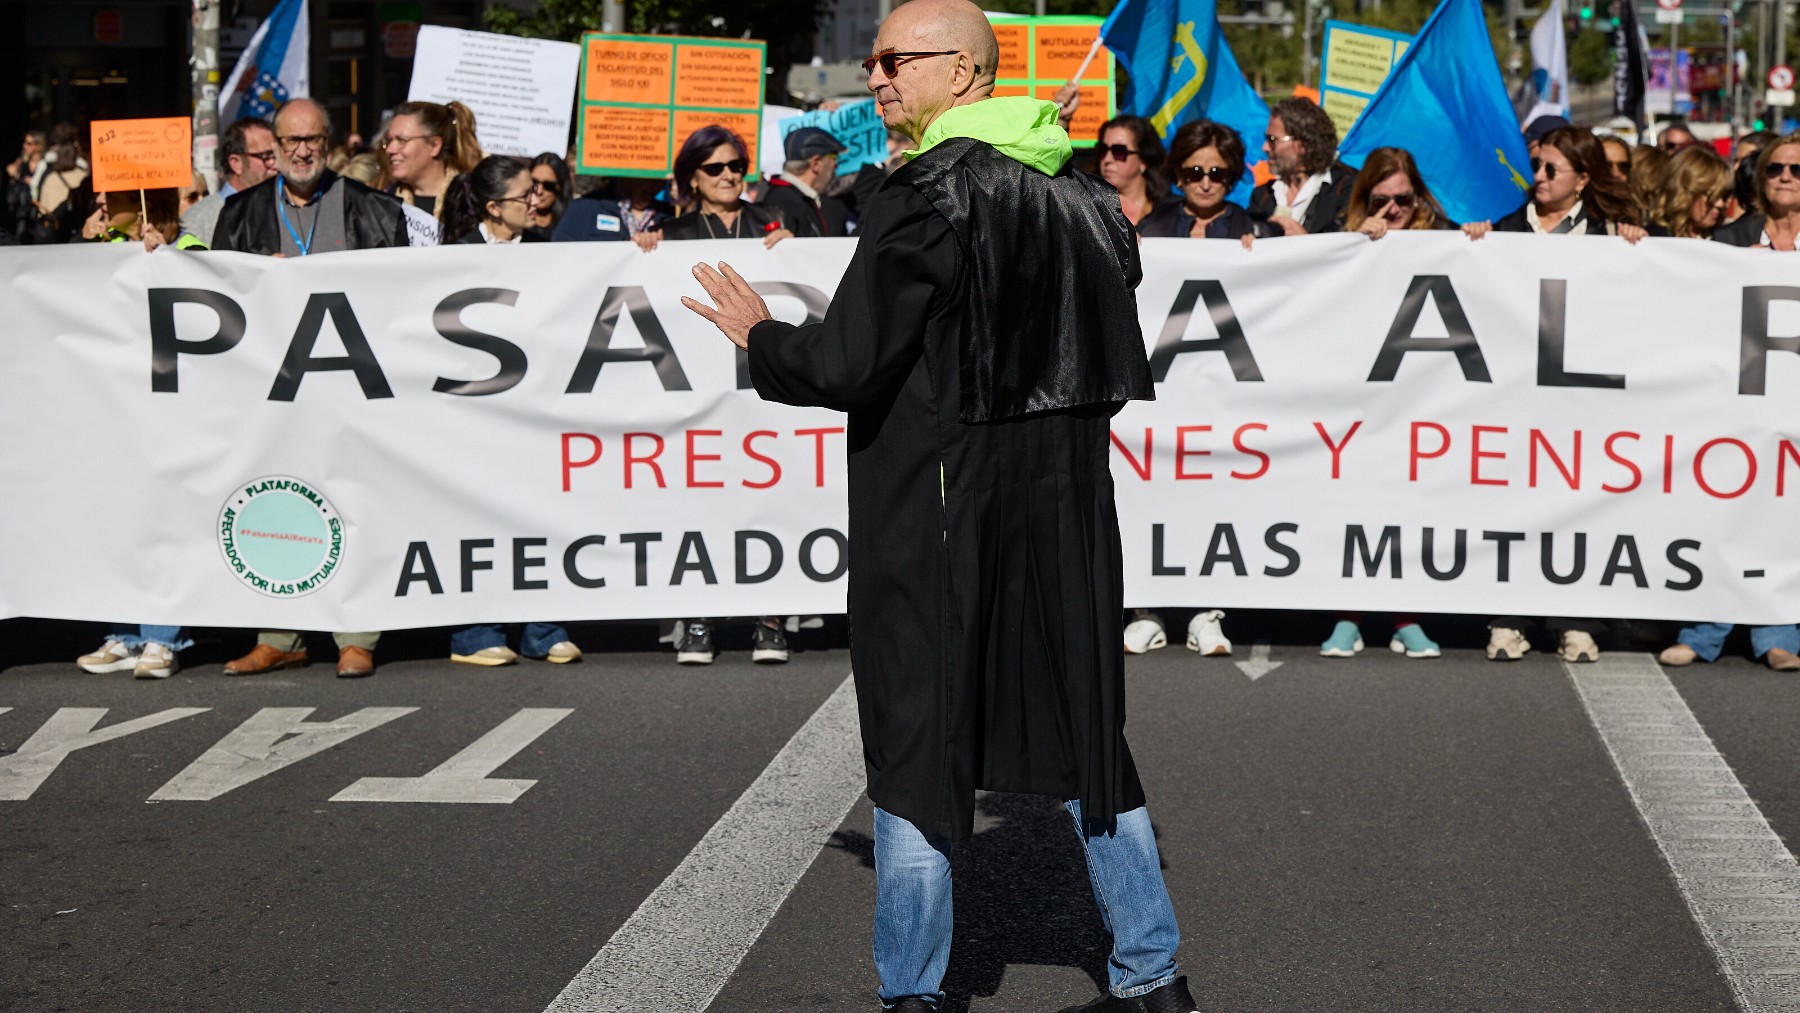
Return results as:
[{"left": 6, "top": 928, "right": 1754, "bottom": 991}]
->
[
  {"left": 330, "top": 708, "right": 573, "bottom": 804},
  {"left": 148, "top": 707, "right": 418, "bottom": 802},
  {"left": 0, "top": 708, "right": 10, "bottom": 717},
  {"left": 1234, "top": 641, "right": 1283, "bottom": 681},
  {"left": 0, "top": 708, "right": 210, "bottom": 801}
]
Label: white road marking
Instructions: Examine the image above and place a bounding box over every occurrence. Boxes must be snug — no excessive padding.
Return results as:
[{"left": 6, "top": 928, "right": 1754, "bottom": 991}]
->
[
  {"left": 0, "top": 708, "right": 210, "bottom": 801},
  {"left": 330, "top": 708, "right": 573, "bottom": 803},
  {"left": 543, "top": 675, "right": 863, "bottom": 1013},
  {"left": 1235, "top": 642, "right": 1283, "bottom": 681},
  {"left": 1569, "top": 653, "right": 1800, "bottom": 1011},
  {"left": 0, "top": 708, "right": 11, "bottom": 717},
  {"left": 148, "top": 707, "right": 418, "bottom": 802}
]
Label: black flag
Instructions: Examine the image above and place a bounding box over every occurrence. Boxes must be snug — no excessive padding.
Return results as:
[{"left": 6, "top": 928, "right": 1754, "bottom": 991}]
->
[{"left": 1612, "top": 0, "right": 1648, "bottom": 129}]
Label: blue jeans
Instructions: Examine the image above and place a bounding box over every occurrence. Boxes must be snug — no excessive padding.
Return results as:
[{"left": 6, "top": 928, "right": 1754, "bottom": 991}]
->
[
  {"left": 1678, "top": 622, "right": 1800, "bottom": 662},
  {"left": 872, "top": 802, "right": 1180, "bottom": 1006},
  {"left": 450, "top": 623, "right": 570, "bottom": 658},
  {"left": 111, "top": 624, "right": 191, "bottom": 652}
]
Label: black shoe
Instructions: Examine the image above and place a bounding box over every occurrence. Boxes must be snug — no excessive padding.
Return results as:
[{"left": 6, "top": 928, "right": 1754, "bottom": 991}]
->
[
  {"left": 1058, "top": 976, "right": 1198, "bottom": 1013},
  {"left": 752, "top": 617, "right": 790, "bottom": 664},
  {"left": 886, "top": 1000, "right": 937, "bottom": 1013},
  {"left": 675, "top": 620, "right": 715, "bottom": 665}
]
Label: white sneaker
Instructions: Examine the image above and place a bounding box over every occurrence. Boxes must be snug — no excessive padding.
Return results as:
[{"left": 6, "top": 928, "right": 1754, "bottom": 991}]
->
[
  {"left": 452, "top": 645, "right": 519, "bottom": 667},
  {"left": 1123, "top": 616, "right": 1167, "bottom": 654},
  {"left": 1186, "top": 610, "right": 1232, "bottom": 655},
  {"left": 133, "top": 643, "right": 177, "bottom": 679},
  {"left": 784, "top": 615, "right": 825, "bottom": 632},
  {"left": 77, "top": 639, "right": 138, "bottom": 674},
  {"left": 543, "top": 641, "right": 582, "bottom": 664},
  {"left": 1559, "top": 630, "right": 1600, "bottom": 663},
  {"left": 1486, "top": 627, "right": 1531, "bottom": 661}
]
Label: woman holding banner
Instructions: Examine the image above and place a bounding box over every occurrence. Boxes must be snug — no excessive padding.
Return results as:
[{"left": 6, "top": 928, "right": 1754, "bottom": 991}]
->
[
  {"left": 1344, "top": 147, "right": 1453, "bottom": 239},
  {"left": 1136, "top": 120, "right": 1262, "bottom": 242},
  {"left": 1714, "top": 133, "right": 1800, "bottom": 249},
  {"left": 1648, "top": 147, "right": 1732, "bottom": 240}
]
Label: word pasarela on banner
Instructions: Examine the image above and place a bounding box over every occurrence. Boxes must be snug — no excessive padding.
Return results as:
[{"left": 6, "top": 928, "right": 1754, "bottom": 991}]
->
[
  {"left": 576, "top": 33, "right": 766, "bottom": 179},
  {"left": 1, "top": 234, "right": 1798, "bottom": 629},
  {"left": 90, "top": 117, "right": 194, "bottom": 192},
  {"left": 985, "top": 14, "right": 1115, "bottom": 147}
]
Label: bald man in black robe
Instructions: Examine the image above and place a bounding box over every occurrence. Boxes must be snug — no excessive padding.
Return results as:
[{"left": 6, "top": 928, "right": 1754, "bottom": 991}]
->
[{"left": 685, "top": 2, "right": 1197, "bottom": 1010}]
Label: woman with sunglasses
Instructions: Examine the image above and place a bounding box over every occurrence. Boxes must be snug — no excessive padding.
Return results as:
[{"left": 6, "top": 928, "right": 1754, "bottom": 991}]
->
[
  {"left": 528, "top": 153, "right": 572, "bottom": 236},
  {"left": 1648, "top": 146, "right": 1732, "bottom": 239},
  {"left": 1714, "top": 132, "right": 1800, "bottom": 249},
  {"left": 1343, "top": 146, "right": 1451, "bottom": 240},
  {"left": 1466, "top": 126, "right": 1646, "bottom": 242},
  {"left": 1137, "top": 119, "right": 1263, "bottom": 242},
  {"left": 1092, "top": 115, "right": 1162, "bottom": 226},
  {"left": 441, "top": 154, "right": 547, "bottom": 246},
  {"left": 642, "top": 125, "right": 793, "bottom": 251}
]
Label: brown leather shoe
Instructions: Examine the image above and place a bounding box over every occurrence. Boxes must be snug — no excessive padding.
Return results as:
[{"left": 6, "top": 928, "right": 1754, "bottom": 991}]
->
[
  {"left": 223, "top": 643, "right": 309, "bottom": 676},
  {"left": 1767, "top": 648, "right": 1800, "bottom": 672},
  {"left": 336, "top": 646, "right": 375, "bottom": 678}
]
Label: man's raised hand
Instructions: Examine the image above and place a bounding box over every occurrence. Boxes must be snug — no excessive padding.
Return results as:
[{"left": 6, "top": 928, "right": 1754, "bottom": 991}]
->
[{"left": 681, "top": 261, "right": 773, "bottom": 350}]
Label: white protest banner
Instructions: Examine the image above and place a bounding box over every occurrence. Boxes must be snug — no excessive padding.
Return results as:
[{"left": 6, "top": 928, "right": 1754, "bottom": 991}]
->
[
  {"left": 408, "top": 25, "right": 580, "bottom": 157},
  {"left": 1, "top": 233, "right": 1796, "bottom": 629}
]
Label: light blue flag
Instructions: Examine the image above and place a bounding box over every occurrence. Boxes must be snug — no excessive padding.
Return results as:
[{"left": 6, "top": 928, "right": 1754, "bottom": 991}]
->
[
  {"left": 1100, "top": 0, "right": 1269, "bottom": 205},
  {"left": 219, "top": 0, "right": 310, "bottom": 125},
  {"left": 1338, "top": 0, "right": 1532, "bottom": 225}
]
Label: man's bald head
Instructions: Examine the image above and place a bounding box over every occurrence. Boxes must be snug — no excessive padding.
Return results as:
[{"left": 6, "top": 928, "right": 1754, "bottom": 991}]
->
[
  {"left": 882, "top": 0, "right": 998, "bottom": 84},
  {"left": 869, "top": 0, "right": 998, "bottom": 142}
]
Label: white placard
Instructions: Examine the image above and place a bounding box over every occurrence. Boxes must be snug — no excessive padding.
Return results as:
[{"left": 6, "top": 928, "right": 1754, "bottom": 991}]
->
[{"left": 407, "top": 25, "right": 580, "bottom": 158}]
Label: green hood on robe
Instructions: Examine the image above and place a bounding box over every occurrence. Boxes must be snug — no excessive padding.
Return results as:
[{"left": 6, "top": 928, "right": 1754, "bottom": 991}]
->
[{"left": 905, "top": 96, "right": 1072, "bottom": 177}]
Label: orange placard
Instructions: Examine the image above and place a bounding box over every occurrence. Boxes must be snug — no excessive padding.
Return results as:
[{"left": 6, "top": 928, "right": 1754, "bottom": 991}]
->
[
  {"left": 673, "top": 109, "right": 760, "bottom": 175},
  {"left": 992, "top": 84, "right": 1031, "bottom": 98},
  {"left": 582, "top": 39, "right": 674, "bottom": 104},
  {"left": 90, "top": 117, "right": 192, "bottom": 193},
  {"left": 581, "top": 106, "right": 671, "bottom": 173},
  {"left": 993, "top": 23, "right": 1030, "bottom": 79},
  {"left": 674, "top": 43, "right": 764, "bottom": 109},
  {"left": 1035, "top": 25, "right": 1103, "bottom": 82},
  {"left": 1036, "top": 84, "right": 1109, "bottom": 144}
]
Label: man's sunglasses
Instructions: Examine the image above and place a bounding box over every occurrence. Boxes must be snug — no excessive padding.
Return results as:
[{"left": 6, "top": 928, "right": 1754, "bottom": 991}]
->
[
  {"left": 1766, "top": 162, "right": 1800, "bottom": 180},
  {"left": 697, "top": 159, "right": 749, "bottom": 177},
  {"left": 1098, "top": 144, "right": 1138, "bottom": 162},
  {"left": 1178, "top": 165, "right": 1233, "bottom": 184},
  {"left": 1530, "top": 157, "right": 1564, "bottom": 180},
  {"left": 861, "top": 50, "right": 979, "bottom": 78},
  {"left": 1368, "top": 192, "right": 1416, "bottom": 212}
]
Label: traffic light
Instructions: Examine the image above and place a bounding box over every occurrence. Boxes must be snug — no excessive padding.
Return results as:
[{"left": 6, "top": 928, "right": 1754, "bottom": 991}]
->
[
  {"left": 1754, "top": 117, "right": 1767, "bottom": 131},
  {"left": 1578, "top": 4, "right": 1594, "bottom": 19}
]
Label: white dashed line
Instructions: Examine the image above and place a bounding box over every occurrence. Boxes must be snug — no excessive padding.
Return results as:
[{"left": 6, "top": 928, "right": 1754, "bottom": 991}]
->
[
  {"left": 543, "top": 675, "right": 864, "bottom": 1013},
  {"left": 1569, "top": 653, "right": 1800, "bottom": 1012}
]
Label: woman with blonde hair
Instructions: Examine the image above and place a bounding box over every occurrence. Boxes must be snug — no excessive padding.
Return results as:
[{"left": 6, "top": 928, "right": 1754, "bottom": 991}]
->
[
  {"left": 380, "top": 99, "right": 482, "bottom": 220},
  {"left": 1627, "top": 144, "right": 1668, "bottom": 225},
  {"left": 1650, "top": 146, "right": 1732, "bottom": 238}
]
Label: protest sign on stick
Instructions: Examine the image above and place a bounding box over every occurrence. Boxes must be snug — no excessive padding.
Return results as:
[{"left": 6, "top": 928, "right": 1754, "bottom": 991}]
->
[
  {"left": 90, "top": 118, "right": 193, "bottom": 193},
  {"left": 778, "top": 100, "right": 885, "bottom": 174},
  {"left": 985, "top": 15, "right": 1115, "bottom": 146},
  {"left": 577, "top": 34, "right": 766, "bottom": 179}
]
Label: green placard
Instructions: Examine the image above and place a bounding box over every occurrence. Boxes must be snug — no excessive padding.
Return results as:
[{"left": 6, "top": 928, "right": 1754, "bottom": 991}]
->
[
  {"left": 574, "top": 33, "right": 766, "bottom": 179},
  {"left": 985, "top": 14, "right": 1116, "bottom": 148}
]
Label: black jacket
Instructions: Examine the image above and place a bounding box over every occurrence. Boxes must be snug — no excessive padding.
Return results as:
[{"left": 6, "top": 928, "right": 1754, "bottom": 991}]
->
[
  {"left": 1248, "top": 161, "right": 1357, "bottom": 234},
  {"left": 212, "top": 173, "right": 407, "bottom": 255},
  {"left": 1713, "top": 212, "right": 1766, "bottom": 247},
  {"left": 1493, "top": 201, "right": 1616, "bottom": 236},
  {"left": 758, "top": 177, "right": 849, "bottom": 238},
  {"left": 451, "top": 224, "right": 549, "bottom": 244},
  {"left": 659, "top": 203, "right": 788, "bottom": 241},
  {"left": 1137, "top": 198, "right": 1267, "bottom": 239}
]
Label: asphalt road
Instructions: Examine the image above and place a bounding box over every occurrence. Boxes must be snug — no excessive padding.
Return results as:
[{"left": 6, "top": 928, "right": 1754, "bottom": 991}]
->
[{"left": 3, "top": 615, "right": 1793, "bottom": 1013}]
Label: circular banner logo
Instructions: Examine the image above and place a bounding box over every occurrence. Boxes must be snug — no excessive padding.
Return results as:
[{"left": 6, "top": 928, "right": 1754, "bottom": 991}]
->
[{"left": 218, "top": 476, "right": 344, "bottom": 597}]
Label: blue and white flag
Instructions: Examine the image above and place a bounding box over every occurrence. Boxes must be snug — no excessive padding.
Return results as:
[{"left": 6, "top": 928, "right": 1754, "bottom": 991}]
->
[
  {"left": 1526, "top": 0, "right": 1571, "bottom": 122},
  {"left": 220, "top": 0, "right": 310, "bottom": 125},
  {"left": 1100, "top": 0, "right": 1269, "bottom": 204},
  {"left": 1338, "top": 0, "right": 1532, "bottom": 225}
]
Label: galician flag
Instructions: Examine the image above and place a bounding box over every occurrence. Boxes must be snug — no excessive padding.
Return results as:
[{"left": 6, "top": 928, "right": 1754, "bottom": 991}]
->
[{"left": 220, "top": 0, "right": 310, "bottom": 125}]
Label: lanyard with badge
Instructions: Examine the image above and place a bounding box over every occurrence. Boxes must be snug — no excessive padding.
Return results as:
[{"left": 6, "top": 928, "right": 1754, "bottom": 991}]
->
[{"left": 277, "top": 189, "right": 319, "bottom": 256}]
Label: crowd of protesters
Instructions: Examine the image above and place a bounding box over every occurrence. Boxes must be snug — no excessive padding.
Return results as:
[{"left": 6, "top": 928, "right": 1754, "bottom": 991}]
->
[{"left": 2, "top": 83, "right": 1793, "bottom": 678}]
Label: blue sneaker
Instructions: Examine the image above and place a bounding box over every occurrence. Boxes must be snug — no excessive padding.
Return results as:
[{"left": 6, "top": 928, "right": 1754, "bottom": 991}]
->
[
  {"left": 1390, "top": 624, "right": 1441, "bottom": 659},
  {"left": 1320, "top": 620, "right": 1364, "bottom": 657}
]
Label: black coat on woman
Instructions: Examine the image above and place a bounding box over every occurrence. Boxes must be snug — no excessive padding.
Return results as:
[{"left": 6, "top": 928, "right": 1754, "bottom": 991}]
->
[
  {"left": 746, "top": 135, "right": 1153, "bottom": 841},
  {"left": 1713, "top": 212, "right": 1767, "bottom": 247},
  {"left": 1136, "top": 198, "right": 1267, "bottom": 239},
  {"left": 1493, "top": 200, "right": 1618, "bottom": 236},
  {"left": 659, "top": 202, "right": 788, "bottom": 241}
]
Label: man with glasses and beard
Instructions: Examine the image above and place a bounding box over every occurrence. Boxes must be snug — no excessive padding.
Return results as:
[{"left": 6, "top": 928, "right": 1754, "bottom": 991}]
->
[
  {"left": 211, "top": 97, "right": 406, "bottom": 680},
  {"left": 1248, "top": 96, "right": 1356, "bottom": 235},
  {"left": 212, "top": 98, "right": 407, "bottom": 256}
]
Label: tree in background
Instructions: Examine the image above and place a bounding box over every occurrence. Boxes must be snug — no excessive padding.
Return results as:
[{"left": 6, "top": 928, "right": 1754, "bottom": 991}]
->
[{"left": 482, "top": 0, "right": 828, "bottom": 104}]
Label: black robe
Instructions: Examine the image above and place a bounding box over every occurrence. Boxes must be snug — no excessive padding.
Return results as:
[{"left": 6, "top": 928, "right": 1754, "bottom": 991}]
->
[{"left": 747, "top": 137, "right": 1152, "bottom": 840}]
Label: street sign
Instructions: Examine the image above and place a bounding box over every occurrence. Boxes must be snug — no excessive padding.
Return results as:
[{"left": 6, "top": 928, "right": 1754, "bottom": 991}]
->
[
  {"left": 1655, "top": 0, "right": 1681, "bottom": 10},
  {"left": 1655, "top": 8, "right": 1684, "bottom": 23},
  {"left": 1770, "top": 64, "right": 1795, "bottom": 91},
  {"left": 1768, "top": 88, "right": 1796, "bottom": 107}
]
